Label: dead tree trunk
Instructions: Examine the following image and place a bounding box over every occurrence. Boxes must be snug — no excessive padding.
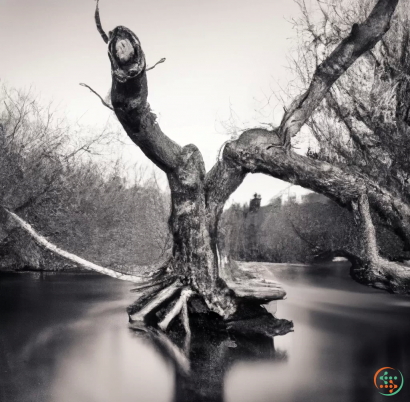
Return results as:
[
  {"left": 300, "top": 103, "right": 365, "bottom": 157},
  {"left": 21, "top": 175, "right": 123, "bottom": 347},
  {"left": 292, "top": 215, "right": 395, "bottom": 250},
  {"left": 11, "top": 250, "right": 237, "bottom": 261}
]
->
[
  {"left": 100, "top": 21, "right": 290, "bottom": 326},
  {"left": 92, "top": 0, "right": 403, "bottom": 326}
]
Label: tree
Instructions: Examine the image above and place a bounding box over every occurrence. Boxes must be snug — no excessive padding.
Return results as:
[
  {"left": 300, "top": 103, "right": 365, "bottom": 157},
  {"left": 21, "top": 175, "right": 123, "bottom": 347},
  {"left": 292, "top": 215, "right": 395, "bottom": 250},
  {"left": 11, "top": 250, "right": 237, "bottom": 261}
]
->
[
  {"left": 221, "top": 198, "right": 310, "bottom": 263},
  {"left": 0, "top": 85, "right": 110, "bottom": 268},
  {"left": 2, "top": 0, "right": 405, "bottom": 338},
  {"left": 0, "top": 86, "right": 169, "bottom": 271},
  {"left": 285, "top": 0, "right": 410, "bottom": 289}
]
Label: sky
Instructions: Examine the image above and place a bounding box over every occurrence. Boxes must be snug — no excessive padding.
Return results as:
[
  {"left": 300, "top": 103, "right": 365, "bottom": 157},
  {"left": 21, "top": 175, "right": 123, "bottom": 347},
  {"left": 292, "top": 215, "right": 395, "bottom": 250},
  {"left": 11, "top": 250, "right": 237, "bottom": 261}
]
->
[{"left": 0, "top": 0, "right": 310, "bottom": 206}]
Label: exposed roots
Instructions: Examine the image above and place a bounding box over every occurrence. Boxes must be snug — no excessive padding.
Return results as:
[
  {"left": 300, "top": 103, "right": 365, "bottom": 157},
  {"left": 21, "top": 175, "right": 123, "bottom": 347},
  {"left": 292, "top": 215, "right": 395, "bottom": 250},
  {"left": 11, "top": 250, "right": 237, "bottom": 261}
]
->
[
  {"left": 128, "top": 280, "right": 183, "bottom": 329},
  {"left": 158, "top": 288, "right": 194, "bottom": 332},
  {"left": 351, "top": 258, "right": 410, "bottom": 294},
  {"left": 349, "top": 194, "right": 410, "bottom": 294}
]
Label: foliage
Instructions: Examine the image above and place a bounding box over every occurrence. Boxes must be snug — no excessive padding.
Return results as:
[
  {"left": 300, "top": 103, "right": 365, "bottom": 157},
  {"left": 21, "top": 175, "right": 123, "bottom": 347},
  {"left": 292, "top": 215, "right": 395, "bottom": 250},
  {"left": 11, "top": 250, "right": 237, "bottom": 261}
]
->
[
  {"left": 291, "top": 0, "right": 410, "bottom": 196},
  {"left": 0, "top": 85, "right": 170, "bottom": 271},
  {"left": 221, "top": 194, "right": 406, "bottom": 264}
]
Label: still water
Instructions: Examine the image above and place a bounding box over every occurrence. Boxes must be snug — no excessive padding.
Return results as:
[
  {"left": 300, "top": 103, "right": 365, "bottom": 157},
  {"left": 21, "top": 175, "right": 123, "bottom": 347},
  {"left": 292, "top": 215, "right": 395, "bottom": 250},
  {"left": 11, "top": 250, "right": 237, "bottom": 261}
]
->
[{"left": 0, "top": 263, "right": 409, "bottom": 402}]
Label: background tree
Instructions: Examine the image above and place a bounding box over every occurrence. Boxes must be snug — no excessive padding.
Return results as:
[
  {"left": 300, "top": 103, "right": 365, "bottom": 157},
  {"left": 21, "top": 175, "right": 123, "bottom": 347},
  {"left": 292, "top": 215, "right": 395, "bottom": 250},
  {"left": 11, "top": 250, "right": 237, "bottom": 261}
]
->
[
  {"left": 0, "top": 85, "right": 169, "bottom": 271},
  {"left": 220, "top": 192, "right": 406, "bottom": 264}
]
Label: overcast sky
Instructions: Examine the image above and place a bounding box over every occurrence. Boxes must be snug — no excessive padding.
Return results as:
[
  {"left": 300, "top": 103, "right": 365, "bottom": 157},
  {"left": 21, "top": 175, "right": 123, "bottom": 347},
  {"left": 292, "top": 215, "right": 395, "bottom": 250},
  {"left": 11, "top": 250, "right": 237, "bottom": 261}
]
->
[{"left": 0, "top": 0, "right": 310, "bottom": 205}]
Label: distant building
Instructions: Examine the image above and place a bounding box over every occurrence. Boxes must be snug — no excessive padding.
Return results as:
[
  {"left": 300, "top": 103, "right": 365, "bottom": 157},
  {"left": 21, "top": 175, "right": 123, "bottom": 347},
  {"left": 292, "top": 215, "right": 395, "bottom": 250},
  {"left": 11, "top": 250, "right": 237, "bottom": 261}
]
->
[{"left": 249, "top": 193, "right": 262, "bottom": 213}]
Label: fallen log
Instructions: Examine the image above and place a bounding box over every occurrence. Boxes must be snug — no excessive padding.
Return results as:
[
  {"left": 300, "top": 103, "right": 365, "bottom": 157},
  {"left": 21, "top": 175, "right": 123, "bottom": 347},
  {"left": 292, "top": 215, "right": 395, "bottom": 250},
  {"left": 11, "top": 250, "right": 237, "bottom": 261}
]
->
[{"left": 1, "top": 206, "right": 172, "bottom": 284}]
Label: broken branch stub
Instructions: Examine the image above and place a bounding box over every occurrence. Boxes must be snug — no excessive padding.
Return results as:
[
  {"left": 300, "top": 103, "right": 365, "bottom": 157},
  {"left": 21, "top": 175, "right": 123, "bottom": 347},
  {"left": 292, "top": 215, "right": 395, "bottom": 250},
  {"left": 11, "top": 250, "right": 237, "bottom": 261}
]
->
[{"left": 106, "top": 26, "right": 181, "bottom": 172}]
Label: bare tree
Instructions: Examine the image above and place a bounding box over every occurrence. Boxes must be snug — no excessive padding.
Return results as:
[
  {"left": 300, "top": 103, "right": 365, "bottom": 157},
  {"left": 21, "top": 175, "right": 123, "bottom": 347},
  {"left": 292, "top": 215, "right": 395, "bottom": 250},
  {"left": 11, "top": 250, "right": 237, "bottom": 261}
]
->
[
  {"left": 0, "top": 85, "right": 112, "bottom": 267},
  {"left": 0, "top": 86, "right": 169, "bottom": 271},
  {"left": 3, "top": 0, "right": 405, "bottom": 337},
  {"left": 286, "top": 0, "right": 410, "bottom": 287}
]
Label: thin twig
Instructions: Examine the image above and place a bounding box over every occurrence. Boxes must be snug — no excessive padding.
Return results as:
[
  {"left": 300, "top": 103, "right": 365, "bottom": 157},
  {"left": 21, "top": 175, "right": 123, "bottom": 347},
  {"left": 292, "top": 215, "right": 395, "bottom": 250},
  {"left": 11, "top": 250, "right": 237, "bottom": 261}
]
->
[
  {"left": 146, "top": 58, "right": 166, "bottom": 71},
  {"left": 79, "top": 83, "right": 114, "bottom": 111}
]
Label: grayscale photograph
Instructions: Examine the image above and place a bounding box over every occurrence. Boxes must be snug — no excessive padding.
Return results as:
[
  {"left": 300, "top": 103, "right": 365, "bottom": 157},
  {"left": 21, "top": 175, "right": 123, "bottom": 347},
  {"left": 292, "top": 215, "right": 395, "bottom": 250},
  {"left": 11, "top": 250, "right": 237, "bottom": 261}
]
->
[{"left": 0, "top": 0, "right": 409, "bottom": 401}]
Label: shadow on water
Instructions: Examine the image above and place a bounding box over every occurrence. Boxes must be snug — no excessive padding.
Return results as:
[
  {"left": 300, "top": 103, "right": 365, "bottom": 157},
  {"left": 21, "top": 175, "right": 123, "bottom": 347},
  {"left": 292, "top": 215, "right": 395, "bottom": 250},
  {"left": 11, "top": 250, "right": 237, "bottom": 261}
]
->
[{"left": 1, "top": 263, "right": 410, "bottom": 402}]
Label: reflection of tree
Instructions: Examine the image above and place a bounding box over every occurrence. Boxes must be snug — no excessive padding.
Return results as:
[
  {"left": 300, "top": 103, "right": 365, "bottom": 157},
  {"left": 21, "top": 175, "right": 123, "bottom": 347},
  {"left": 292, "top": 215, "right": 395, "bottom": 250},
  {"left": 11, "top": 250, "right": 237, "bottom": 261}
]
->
[{"left": 138, "top": 312, "right": 289, "bottom": 402}]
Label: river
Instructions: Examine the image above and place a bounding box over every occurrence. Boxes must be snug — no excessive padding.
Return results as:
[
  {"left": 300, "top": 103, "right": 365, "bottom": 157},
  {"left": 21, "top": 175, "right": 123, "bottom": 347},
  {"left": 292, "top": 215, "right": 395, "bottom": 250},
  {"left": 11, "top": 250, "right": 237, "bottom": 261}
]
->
[{"left": 0, "top": 263, "right": 409, "bottom": 402}]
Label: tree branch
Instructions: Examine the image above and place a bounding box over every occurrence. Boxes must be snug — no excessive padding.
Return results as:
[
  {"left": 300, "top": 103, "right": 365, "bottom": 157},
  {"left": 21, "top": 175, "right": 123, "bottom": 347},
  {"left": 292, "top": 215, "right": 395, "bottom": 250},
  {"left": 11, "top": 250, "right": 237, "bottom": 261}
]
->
[
  {"left": 352, "top": 193, "right": 379, "bottom": 265},
  {"left": 205, "top": 158, "right": 247, "bottom": 208},
  {"left": 103, "top": 25, "right": 182, "bottom": 172},
  {"left": 224, "top": 128, "right": 410, "bottom": 247},
  {"left": 80, "top": 83, "right": 113, "bottom": 111},
  {"left": 278, "top": 0, "right": 399, "bottom": 147},
  {"left": 204, "top": 157, "right": 247, "bottom": 254},
  {"left": 95, "top": 0, "right": 109, "bottom": 44},
  {"left": 146, "top": 58, "right": 166, "bottom": 72}
]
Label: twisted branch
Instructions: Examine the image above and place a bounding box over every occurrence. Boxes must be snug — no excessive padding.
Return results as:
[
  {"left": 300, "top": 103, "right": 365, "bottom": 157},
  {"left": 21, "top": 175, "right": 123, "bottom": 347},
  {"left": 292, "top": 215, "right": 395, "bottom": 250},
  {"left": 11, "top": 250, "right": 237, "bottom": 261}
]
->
[
  {"left": 95, "top": 0, "right": 109, "bottom": 43},
  {"left": 146, "top": 58, "right": 166, "bottom": 71},
  {"left": 278, "top": 0, "right": 399, "bottom": 147}
]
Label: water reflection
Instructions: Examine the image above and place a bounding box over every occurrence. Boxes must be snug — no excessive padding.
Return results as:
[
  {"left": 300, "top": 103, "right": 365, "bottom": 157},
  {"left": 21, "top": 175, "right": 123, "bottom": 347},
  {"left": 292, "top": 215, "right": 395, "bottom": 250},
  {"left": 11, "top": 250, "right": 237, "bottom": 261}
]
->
[
  {"left": 1, "top": 265, "right": 410, "bottom": 402},
  {"left": 140, "top": 326, "right": 287, "bottom": 402}
]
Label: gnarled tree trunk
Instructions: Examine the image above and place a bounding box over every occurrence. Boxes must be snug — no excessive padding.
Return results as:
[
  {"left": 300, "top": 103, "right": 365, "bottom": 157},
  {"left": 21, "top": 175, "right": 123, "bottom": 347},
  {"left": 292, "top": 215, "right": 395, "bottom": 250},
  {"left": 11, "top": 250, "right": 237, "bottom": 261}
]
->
[
  {"left": 95, "top": 0, "right": 404, "bottom": 328},
  {"left": 102, "top": 22, "right": 290, "bottom": 327}
]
